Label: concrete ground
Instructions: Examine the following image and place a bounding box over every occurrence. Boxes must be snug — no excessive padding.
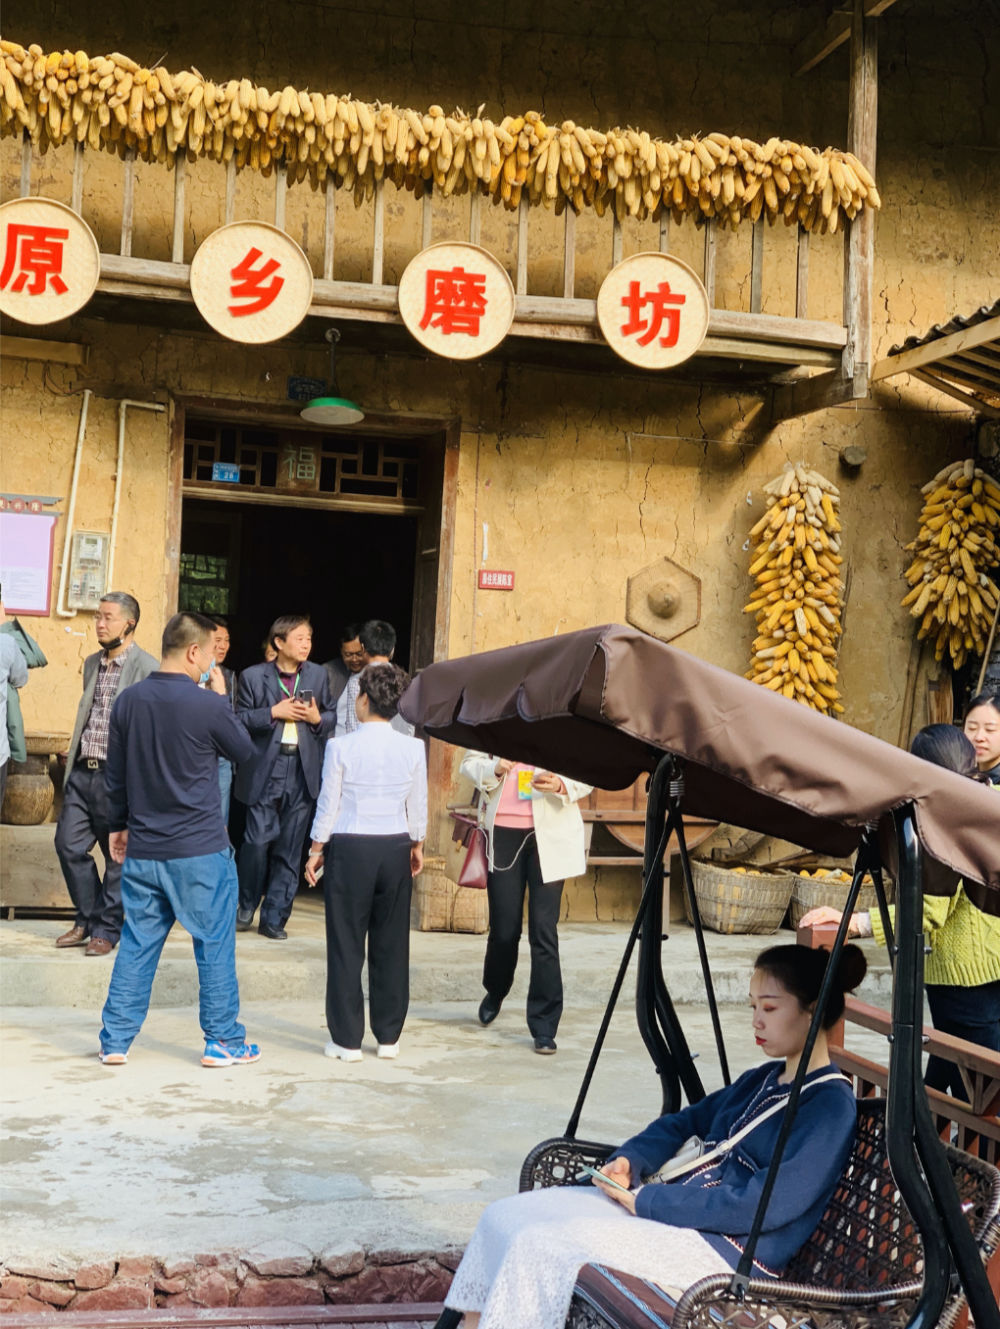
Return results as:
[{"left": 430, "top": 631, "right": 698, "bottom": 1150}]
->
[{"left": 0, "top": 898, "right": 896, "bottom": 1266}]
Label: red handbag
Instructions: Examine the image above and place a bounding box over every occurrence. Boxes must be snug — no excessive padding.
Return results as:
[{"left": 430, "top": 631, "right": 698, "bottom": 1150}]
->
[{"left": 458, "top": 826, "right": 489, "bottom": 890}]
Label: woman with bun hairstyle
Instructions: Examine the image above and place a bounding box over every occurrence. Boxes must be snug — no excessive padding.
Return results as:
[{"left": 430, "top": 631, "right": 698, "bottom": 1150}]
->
[
  {"left": 438, "top": 943, "right": 866, "bottom": 1329},
  {"left": 803, "top": 723, "right": 1000, "bottom": 1100},
  {"left": 964, "top": 691, "right": 1000, "bottom": 785},
  {"left": 305, "top": 663, "right": 426, "bottom": 1062}
]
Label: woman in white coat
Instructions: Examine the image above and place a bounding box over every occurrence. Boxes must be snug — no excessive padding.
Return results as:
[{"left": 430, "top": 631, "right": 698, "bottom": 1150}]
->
[{"left": 460, "top": 751, "right": 592, "bottom": 1054}]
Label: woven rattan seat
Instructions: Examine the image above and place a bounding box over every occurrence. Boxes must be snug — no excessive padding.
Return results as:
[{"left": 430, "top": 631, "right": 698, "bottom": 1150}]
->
[{"left": 518, "top": 1099, "right": 1000, "bottom": 1329}]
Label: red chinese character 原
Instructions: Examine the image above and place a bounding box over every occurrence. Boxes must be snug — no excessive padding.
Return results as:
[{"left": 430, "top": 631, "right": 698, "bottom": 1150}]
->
[
  {"left": 420, "top": 266, "right": 488, "bottom": 336},
  {"left": 0, "top": 224, "right": 70, "bottom": 296},
  {"left": 228, "top": 247, "right": 285, "bottom": 317},
  {"left": 620, "top": 279, "right": 686, "bottom": 347}
]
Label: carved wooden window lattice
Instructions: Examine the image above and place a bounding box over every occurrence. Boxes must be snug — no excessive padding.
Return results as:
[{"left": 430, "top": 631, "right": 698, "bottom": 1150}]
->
[{"left": 183, "top": 419, "right": 421, "bottom": 502}]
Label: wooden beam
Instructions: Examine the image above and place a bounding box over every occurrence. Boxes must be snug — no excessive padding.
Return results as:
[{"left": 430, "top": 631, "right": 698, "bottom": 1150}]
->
[
  {"left": 872, "top": 316, "right": 1000, "bottom": 381},
  {"left": 909, "top": 369, "right": 1000, "bottom": 419},
  {"left": 793, "top": 0, "right": 897, "bottom": 77},
  {"left": 1, "top": 336, "right": 89, "bottom": 367},
  {"left": 770, "top": 369, "right": 864, "bottom": 422},
  {"left": 842, "top": 0, "right": 877, "bottom": 395}
]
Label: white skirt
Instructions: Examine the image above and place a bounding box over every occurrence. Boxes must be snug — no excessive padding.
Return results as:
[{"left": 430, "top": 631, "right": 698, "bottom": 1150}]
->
[{"left": 444, "top": 1186, "right": 735, "bottom": 1329}]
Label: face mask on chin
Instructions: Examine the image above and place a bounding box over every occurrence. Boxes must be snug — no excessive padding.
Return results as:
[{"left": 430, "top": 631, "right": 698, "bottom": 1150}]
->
[{"left": 198, "top": 657, "right": 216, "bottom": 685}]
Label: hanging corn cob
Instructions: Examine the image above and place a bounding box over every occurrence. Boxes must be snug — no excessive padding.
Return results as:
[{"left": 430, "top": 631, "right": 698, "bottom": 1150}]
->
[
  {"left": 901, "top": 457, "right": 1000, "bottom": 670},
  {"left": 0, "top": 39, "right": 880, "bottom": 230},
  {"left": 744, "top": 463, "right": 845, "bottom": 713}
]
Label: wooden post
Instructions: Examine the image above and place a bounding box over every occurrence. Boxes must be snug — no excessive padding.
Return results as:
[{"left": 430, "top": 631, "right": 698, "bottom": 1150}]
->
[
  {"left": 468, "top": 189, "right": 481, "bottom": 247},
  {"left": 703, "top": 218, "right": 717, "bottom": 307},
  {"left": 515, "top": 195, "right": 530, "bottom": 295},
  {"left": 120, "top": 148, "right": 136, "bottom": 257},
  {"left": 843, "top": 0, "right": 877, "bottom": 391},
  {"left": 171, "top": 153, "right": 186, "bottom": 264},
  {"left": 71, "top": 142, "right": 84, "bottom": 215},
  {"left": 224, "top": 156, "right": 237, "bottom": 225},
  {"left": 274, "top": 165, "right": 288, "bottom": 231},
  {"left": 796, "top": 919, "right": 846, "bottom": 1048},
  {"left": 562, "top": 207, "right": 576, "bottom": 299},
  {"left": 658, "top": 212, "right": 670, "bottom": 254},
  {"left": 322, "top": 176, "right": 335, "bottom": 280},
  {"left": 795, "top": 227, "right": 810, "bottom": 319},
  {"left": 19, "top": 129, "right": 30, "bottom": 197},
  {"left": 750, "top": 220, "right": 764, "bottom": 314},
  {"left": 372, "top": 177, "right": 385, "bottom": 285},
  {"left": 421, "top": 191, "right": 433, "bottom": 250}
]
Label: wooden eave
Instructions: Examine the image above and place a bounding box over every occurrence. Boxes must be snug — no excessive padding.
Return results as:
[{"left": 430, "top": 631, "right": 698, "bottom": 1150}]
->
[
  {"left": 872, "top": 311, "right": 1000, "bottom": 419},
  {"left": 793, "top": 0, "right": 898, "bottom": 75}
]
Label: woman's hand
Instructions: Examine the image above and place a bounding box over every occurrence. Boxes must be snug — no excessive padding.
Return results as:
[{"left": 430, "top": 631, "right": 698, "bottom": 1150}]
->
[
  {"left": 594, "top": 1161, "right": 637, "bottom": 1214},
  {"left": 410, "top": 843, "right": 424, "bottom": 876},
  {"left": 494, "top": 758, "right": 514, "bottom": 777},
  {"left": 304, "top": 851, "right": 324, "bottom": 886},
  {"left": 799, "top": 905, "right": 863, "bottom": 936},
  {"left": 532, "top": 770, "right": 566, "bottom": 795}
]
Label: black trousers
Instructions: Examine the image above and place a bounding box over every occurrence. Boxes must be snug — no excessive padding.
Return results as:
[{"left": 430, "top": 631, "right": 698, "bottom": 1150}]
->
[
  {"left": 54, "top": 764, "right": 123, "bottom": 943},
  {"left": 237, "top": 754, "right": 314, "bottom": 929},
  {"left": 323, "top": 833, "right": 412, "bottom": 1049},
  {"left": 483, "top": 825, "right": 564, "bottom": 1039},
  {"left": 925, "top": 979, "right": 1000, "bottom": 1100}
]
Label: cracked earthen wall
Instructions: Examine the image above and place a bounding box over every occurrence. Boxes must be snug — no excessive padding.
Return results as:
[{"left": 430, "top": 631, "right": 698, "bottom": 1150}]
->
[{"left": 1, "top": 1, "right": 996, "bottom": 919}]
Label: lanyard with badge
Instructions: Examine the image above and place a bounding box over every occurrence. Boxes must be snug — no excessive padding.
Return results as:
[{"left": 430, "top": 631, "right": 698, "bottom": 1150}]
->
[{"left": 276, "top": 667, "right": 300, "bottom": 748}]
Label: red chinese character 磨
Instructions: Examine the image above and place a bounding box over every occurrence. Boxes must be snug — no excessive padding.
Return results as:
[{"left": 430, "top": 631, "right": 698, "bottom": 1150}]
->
[
  {"left": 420, "top": 267, "right": 488, "bottom": 336},
  {"left": 620, "top": 280, "right": 686, "bottom": 347},
  {"left": 0, "top": 224, "right": 70, "bottom": 295},
  {"left": 228, "top": 247, "right": 284, "bottom": 317}
]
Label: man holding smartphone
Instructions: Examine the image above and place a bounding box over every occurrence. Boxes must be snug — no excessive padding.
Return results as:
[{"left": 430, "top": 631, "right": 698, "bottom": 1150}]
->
[{"left": 234, "top": 615, "right": 335, "bottom": 939}]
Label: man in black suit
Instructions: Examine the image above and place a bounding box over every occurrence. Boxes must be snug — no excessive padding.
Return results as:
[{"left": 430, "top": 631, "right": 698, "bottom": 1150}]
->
[{"left": 234, "top": 615, "right": 334, "bottom": 939}]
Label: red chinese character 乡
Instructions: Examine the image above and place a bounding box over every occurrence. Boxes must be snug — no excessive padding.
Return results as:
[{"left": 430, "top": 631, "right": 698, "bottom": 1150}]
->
[
  {"left": 420, "top": 267, "right": 488, "bottom": 336},
  {"left": 620, "top": 280, "right": 687, "bottom": 347},
  {"left": 0, "top": 224, "right": 70, "bottom": 295},
  {"left": 228, "top": 247, "right": 285, "bottom": 317}
]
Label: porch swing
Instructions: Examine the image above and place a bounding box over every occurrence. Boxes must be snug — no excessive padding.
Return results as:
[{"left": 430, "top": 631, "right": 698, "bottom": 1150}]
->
[{"left": 401, "top": 624, "right": 1000, "bottom": 1329}]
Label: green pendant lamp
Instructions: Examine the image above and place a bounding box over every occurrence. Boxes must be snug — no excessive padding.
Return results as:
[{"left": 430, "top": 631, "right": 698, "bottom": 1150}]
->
[{"left": 300, "top": 327, "right": 364, "bottom": 426}]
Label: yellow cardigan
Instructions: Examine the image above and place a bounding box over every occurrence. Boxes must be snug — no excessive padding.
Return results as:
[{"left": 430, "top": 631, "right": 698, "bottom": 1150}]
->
[{"left": 870, "top": 884, "right": 1000, "bottom": 988}]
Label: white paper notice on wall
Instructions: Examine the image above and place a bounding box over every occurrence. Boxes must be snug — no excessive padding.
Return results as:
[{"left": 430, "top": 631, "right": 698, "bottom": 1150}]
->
[{"left": 0, "top": 512, "right": 57, "bottom": 615}]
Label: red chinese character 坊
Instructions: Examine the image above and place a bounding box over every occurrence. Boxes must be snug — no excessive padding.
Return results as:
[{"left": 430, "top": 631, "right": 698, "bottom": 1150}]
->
[
  {"left": 0, "top": 224, "right": 70, "bottom": 296},
  {"left": 228, "top": 247, "right": 284, "bottom": 317},
  {"left": 620, "top": 280, "right": 686, "bottom": 347},
  {"left": 420, "top": 266, "right": 488, "bottom": 336}
]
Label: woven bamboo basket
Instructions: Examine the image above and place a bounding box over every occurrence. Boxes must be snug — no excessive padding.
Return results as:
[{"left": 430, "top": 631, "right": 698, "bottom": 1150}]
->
[
  {"left": 789, "top": 873, "right": 887, "bottom": 931},
  {"left": 414, "top": 857, "right": 488, "bottom": 934},
  {"left": 685, "top": 861, "right": 794, "bottom": 935}
]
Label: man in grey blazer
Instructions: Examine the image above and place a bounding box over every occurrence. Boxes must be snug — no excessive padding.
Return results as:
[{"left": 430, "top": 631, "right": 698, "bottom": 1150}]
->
[{"left": 54, "top": 593, "right": 157, "bottom": 955}]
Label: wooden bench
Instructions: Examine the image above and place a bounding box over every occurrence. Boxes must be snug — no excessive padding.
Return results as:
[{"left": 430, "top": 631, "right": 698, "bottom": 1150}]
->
[{"left": 518, "top": 1098, "right": 1000, "bottom": 1329}]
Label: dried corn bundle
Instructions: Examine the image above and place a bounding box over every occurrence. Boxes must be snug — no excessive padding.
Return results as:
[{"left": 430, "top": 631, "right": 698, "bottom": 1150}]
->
[
  {"left": 744, "top": 463, "right": 845, "bottom": 713},
  {"left": 0, "top": 38, "right": 880, "bottom": 229},
  {"left": 901, "top": 457, "right": 1000, "bottom": 670}
]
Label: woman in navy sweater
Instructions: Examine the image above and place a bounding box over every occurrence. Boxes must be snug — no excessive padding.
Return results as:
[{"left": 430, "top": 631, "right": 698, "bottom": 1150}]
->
[{"left": 442, "top": 942, "right": 866, "bottom": 1329}]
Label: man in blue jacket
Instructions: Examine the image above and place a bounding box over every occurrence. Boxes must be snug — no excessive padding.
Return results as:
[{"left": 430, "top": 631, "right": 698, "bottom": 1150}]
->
[
  {"left": 99, "top": 611, "right": 257, "bottom": 1068},
  {"left": 234, "top": 614, "right": 335, "bottom": 939}
]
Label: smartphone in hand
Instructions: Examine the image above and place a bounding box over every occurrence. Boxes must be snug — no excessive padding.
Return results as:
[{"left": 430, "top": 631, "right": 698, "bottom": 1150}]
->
[
  {"left": 298, "top": 689, "right": 315, "bottom": 705},
  {"left": 580, "top": 1164, "right": 632, "bottom": 1194}
]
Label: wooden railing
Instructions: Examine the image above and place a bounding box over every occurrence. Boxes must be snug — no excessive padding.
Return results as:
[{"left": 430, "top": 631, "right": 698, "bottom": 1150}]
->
[{"left": 8, "top": 129, "right": 850, "bottom": 369}]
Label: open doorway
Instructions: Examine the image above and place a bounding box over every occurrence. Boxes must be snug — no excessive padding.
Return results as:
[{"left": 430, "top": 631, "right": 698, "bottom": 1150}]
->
[{"left": 178, "top": 499, "right": 418, "bottom": 673}]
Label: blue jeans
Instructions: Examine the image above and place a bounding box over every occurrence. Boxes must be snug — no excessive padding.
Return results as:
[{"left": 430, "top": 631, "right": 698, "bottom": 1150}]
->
[{"left": 99, "top": 849, "right": 245, "bottom": 1055}]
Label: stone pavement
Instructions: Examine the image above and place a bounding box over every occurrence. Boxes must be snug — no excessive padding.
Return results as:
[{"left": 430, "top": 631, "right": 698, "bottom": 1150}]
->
[{"left": 0, "top": 900, "right": 896, "bottom": 1282}]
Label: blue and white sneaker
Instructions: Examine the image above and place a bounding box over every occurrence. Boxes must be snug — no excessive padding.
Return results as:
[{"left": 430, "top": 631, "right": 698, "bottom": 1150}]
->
[
  {"left": 98, "top": 1049, "right": 128, "bottom": 1066},
  {"left": 201, "top": 1039, "right": 261, "bottom": 1068}
]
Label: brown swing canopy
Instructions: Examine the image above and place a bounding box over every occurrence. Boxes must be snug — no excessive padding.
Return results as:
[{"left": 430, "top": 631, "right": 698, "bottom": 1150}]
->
[{"left": 400, "top": 623, "right": 1000, "bottom": 915}]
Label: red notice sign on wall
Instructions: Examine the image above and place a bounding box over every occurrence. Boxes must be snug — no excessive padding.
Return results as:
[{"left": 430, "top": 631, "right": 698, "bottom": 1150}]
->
[{"left": 478, "top": 569, "right": 515, "bottom": 591}]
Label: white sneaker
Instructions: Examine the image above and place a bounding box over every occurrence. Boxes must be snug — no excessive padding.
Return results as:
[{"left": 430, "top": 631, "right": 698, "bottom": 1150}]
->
[
  {"left": 376, "top": 1042, "right": 400, "bottom": 1059},
  {"left": 324, "top": 1040, "right": 362, "bottom": 1062}
]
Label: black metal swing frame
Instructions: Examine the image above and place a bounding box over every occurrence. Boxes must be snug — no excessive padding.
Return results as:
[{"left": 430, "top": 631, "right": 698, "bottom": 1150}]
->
[{"left": 512, "top": 753, "right": 1000, "bottom": 1329}]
